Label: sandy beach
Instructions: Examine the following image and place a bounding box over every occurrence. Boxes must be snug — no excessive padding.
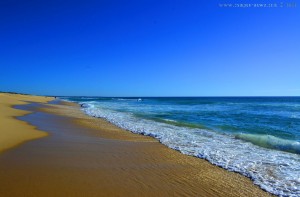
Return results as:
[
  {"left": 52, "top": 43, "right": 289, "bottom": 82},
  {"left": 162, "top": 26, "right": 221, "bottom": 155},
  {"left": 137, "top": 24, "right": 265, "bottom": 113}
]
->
[
  {"left": 0, "top": 93, "right": 53, "bottom": 153},
  {"left": 0, "top": 93, "right": 271, "bottom": 196}
]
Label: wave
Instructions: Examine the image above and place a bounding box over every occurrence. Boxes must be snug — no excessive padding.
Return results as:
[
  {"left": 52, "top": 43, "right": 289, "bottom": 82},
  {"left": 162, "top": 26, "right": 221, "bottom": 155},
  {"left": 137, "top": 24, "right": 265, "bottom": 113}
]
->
[
  {"left": 235, "top": 134, "right": 300, "bottom": 154},
  {"left": 81, "top": 102, "right": 300, "bottom": 197},
  {"left": 112, "top": 98, "right": 142, "bottom": 101},
  {"left": 162, "top": 118, "right": 177, "bottom": 122},
  {"left": 80, "top": 97, "right": 96, "bottom": 100}
]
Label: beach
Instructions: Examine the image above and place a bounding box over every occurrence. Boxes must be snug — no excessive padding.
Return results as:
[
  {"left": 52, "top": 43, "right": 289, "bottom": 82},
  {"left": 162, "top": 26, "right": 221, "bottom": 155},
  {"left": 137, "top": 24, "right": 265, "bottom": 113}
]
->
[
  {"left": 0, "top": 93, "right": 271, "bottom": 196},
  {"left": 0, "top": 93, "right": 54, "bottom": 153}
]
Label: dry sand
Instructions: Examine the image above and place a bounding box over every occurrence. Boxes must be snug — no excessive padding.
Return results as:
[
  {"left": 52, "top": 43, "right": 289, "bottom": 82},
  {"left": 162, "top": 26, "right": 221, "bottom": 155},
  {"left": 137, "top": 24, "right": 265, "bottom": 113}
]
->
[
  {"left": 0, "top": 94, "right": 272, "bottom": 196},
  {"left": 0, "top": 93, "right": 53, "bottom": 153}
]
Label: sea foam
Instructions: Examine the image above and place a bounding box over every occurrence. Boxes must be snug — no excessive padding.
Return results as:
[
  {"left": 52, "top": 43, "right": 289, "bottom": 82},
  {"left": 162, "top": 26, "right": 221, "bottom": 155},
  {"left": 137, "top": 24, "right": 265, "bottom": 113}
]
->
[{"left": 82, "top": 102, "right": 300, "bottom": 197}]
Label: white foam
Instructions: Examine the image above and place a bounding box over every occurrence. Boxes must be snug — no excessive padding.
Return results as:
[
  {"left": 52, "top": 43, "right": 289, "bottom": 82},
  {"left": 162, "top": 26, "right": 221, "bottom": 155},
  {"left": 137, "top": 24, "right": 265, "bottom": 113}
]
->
[
  {"left": 162, "top": 118, "right": 177, "bottom": 122},
  {"left": 82, "top": 102, "right": 300, "bottom": 197}
]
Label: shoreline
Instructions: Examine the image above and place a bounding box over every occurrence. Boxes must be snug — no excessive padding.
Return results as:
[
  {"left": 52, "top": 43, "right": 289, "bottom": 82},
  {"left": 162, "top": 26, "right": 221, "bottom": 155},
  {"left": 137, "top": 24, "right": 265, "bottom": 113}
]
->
[
  {"left": 0, "top": 93, "right": 54, "bottom": 153},
  {"left": 0, "top": 93, "right": 271, "bottom": 196}
]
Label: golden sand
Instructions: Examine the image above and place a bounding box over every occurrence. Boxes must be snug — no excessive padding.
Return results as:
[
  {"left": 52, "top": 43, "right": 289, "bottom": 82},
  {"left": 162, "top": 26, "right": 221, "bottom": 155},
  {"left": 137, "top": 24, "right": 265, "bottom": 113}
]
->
[{"left": 0, "top": 93, "right": 53, "bottom": 153}]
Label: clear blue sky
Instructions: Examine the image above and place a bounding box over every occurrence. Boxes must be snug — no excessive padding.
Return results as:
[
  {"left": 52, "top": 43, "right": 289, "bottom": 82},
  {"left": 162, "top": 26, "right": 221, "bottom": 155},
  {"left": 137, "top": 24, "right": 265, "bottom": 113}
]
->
[{"left": 1, "top": 0, "right": 299, "bottom": 96}]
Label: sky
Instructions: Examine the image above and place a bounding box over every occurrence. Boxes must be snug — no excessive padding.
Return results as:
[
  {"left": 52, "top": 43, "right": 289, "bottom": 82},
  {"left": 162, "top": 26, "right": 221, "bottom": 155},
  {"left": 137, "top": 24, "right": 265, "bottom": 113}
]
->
[{"left": 1, "top": 0, "right": 299, "bottom": 96}]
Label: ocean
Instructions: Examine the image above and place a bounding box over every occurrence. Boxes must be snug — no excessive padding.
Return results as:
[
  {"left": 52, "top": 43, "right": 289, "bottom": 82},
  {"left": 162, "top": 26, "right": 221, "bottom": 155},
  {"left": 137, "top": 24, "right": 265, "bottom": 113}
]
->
[{"left": 62, "top": 96, "right": 300, "bottom": 196}]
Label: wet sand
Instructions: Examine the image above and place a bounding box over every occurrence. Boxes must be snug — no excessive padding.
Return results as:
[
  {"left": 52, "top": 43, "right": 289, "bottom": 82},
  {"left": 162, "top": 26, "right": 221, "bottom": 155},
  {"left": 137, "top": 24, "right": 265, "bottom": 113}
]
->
[
  {"left": 0, "top": 99, "right": 272, "bottom": 196},
  {"left": 0, "top": 93, "right": 53, "bottom": 153}
]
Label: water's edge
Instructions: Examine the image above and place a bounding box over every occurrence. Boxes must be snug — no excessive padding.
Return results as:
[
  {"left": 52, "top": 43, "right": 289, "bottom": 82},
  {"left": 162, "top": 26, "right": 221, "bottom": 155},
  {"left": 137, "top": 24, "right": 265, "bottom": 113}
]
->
[{"left": 63, "top": 98, "right": 300, "bottom": 197}]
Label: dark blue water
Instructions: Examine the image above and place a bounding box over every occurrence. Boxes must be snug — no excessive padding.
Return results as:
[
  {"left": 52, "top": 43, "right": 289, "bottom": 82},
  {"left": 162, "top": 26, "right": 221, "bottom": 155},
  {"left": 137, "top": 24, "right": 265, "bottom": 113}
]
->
[{"left": 62, "top": 96, "right": 300, "bottom": 196}]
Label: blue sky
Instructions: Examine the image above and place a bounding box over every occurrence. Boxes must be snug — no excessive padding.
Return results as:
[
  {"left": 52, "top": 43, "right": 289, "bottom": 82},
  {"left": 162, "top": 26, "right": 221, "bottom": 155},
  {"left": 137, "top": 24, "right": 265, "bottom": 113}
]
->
[{"left": 1, "top": 0, "right": 299, "bottom": 96}]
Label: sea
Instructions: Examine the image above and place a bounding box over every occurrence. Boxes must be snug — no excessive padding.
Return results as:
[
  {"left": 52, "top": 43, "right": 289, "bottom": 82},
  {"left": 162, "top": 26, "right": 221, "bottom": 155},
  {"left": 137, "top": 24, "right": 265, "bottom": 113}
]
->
[{"left": 61, "top": 96, "right": 300, "bottom": 197}]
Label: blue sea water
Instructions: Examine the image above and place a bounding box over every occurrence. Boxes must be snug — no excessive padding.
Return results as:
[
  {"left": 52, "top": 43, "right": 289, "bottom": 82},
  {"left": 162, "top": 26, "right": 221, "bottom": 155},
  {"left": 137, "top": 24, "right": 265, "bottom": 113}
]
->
[{"left": 62, "top": 96, "right": 300, "bottom": 196}]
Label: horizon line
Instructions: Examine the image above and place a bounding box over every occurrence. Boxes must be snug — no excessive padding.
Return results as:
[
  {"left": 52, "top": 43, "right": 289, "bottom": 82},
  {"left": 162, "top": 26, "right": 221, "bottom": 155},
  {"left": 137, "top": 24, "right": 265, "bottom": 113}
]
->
[{"left": 2, "top": 91, "right": 300, "bottom": 98}]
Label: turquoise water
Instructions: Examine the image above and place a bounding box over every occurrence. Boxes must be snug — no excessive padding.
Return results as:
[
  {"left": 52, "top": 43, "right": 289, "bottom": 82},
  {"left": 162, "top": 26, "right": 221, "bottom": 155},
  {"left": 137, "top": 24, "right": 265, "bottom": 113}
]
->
[{"left": 62, "top": 96, "right": 300, "bottom": 196}]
